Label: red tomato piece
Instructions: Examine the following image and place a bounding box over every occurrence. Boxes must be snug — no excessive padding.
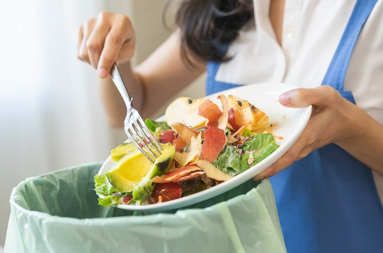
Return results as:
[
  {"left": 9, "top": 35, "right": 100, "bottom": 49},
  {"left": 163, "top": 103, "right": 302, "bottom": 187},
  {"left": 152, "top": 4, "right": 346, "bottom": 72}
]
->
[{"left": 151, "top": 182, "right": 183, "bottom": 203}]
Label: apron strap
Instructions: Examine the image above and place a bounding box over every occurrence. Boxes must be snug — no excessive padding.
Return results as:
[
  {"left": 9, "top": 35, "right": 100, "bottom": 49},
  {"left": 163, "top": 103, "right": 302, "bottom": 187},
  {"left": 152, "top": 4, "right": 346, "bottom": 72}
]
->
[{"left": 322, "top": 0, "right": 378, "bottom": 90}]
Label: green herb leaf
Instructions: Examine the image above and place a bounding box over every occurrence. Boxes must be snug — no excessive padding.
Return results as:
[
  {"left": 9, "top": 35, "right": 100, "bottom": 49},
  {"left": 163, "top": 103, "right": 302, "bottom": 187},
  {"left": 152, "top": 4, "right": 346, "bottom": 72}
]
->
[{"left": 145, "top": 118, "right": 171, "bottom": 132}]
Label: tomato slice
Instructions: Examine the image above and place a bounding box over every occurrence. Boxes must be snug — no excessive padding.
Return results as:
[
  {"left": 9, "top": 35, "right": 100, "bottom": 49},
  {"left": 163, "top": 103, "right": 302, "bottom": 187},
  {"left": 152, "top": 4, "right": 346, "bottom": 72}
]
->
[{"left": 151, "top": 182, "right": 183, "bottom": 203}]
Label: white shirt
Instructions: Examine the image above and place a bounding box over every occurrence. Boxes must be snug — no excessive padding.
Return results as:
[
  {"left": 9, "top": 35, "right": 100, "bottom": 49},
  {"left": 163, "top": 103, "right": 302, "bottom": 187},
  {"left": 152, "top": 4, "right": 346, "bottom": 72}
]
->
[{"left": 216, "top": 0, "right": 383, "bottom": 204}]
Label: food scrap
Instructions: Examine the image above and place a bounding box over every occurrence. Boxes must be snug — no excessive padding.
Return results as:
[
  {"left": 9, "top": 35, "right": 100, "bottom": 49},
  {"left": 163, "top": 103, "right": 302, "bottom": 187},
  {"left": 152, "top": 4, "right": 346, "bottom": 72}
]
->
[{"left": 94, "top": 94, "right": 280, "bottom": 206}]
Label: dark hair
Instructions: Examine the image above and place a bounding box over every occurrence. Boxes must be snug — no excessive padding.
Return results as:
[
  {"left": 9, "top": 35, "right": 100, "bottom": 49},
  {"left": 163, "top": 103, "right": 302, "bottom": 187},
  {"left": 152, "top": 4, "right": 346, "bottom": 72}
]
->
[{"left": 175, "top": 0, "right": 253, "bottom": 64}]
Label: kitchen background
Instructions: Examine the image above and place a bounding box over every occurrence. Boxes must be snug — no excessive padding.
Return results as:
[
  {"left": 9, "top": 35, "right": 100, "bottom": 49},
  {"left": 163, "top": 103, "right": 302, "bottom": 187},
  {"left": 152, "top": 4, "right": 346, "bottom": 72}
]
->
[{"left": 0, "top": 0, "right": 205, "bottom": 247}]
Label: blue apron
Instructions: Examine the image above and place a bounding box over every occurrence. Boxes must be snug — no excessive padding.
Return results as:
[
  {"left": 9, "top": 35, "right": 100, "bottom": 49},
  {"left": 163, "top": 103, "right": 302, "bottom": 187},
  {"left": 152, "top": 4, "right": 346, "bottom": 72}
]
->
[{"left": 205, "top": 0, "right": 383, "bottom": 252}]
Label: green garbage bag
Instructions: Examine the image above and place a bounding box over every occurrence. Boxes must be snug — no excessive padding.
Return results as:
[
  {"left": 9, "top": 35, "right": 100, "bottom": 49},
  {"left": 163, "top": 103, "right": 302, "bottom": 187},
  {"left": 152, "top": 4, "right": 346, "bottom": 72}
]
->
[{"left": 5, "top": 163, "right": 286, "bottom": 253}]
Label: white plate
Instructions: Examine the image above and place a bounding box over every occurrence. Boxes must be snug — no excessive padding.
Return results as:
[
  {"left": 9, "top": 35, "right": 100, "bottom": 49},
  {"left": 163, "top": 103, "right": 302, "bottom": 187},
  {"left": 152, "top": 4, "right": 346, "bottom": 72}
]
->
[{"left": 98, "top": 83, "right": 312, "bottom": 212}]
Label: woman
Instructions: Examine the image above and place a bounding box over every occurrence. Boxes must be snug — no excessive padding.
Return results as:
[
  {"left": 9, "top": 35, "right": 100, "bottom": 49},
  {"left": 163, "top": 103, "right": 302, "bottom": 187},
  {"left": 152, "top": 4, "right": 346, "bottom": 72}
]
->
[{"left": 77, "top": 0, "right": 383, "bottom": 252}]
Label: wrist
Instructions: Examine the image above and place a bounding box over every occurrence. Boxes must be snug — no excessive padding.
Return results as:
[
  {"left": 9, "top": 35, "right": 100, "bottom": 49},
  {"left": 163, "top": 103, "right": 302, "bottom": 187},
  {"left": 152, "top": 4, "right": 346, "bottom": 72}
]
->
[{"left": 333, "top": 101, "right": 369, "bottom": 148}]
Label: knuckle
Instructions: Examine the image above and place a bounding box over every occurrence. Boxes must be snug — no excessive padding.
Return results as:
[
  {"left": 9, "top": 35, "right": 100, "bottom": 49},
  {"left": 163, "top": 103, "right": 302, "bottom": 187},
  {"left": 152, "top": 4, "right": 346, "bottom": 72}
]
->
[
  {"left": 86, "top": 39, "right": 102, "bottom": 52},
  {"left": 79, "top": 50, "right": 89, "bottom": 61},
  {"left": 84, "top": 18, "right": 96, "bottom": 30},
  {"left": 100, "top": 56, "right": 114, "bottom": 66},
  {"left": 116, "top": 14, "right": 130, "bottom": 25},
  {"left": 107, "top": 33, "right": 123, "bottom": 45},
  {"left": 97, "top": 12, "right": 110, "bottom": 21},
  {"left": 320, "top": 85, "right": 333, "bottom": 92},
  {"left": 321, "top": 85, "right": 338, "bottom": 100}
]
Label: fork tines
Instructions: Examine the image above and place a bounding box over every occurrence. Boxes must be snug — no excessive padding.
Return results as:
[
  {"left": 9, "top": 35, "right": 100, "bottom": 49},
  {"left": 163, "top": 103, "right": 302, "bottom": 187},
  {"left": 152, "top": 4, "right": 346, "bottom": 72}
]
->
[{"left": 125, "top": 116, "right": 164, "bottom": 163}]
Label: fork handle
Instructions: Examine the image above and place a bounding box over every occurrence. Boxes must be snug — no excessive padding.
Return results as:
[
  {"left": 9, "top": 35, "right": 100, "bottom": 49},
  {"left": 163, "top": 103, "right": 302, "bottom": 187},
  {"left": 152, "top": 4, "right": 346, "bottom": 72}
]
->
[{"left": 110, "top": 63, "right": 132, "bottom": 109}]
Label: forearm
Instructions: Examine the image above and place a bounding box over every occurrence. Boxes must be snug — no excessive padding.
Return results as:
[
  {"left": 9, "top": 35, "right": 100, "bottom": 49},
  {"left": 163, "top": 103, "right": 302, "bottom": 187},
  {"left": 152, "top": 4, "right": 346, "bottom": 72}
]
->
[
  {"left": 335, "top": 105, "right": 383, "bottom": 175},
  {"left": 136, "top": 63, "right": 205, "bottom": 119},
  {"left": 134, "top": 32, "right": 206, "bottom": 118}
]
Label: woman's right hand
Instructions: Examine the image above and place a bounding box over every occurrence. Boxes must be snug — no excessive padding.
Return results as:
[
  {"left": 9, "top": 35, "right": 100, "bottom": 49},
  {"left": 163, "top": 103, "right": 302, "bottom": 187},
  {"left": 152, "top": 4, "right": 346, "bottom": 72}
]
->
[{"left": 77, "top": 12, "right": 135, "bottom": 78}]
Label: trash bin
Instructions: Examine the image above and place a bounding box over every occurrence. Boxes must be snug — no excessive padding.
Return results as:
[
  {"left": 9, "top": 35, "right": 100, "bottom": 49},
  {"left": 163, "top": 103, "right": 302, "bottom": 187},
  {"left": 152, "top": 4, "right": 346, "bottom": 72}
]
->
[{"left": 5, "top": 163, "right": 286, "bottom": 253}]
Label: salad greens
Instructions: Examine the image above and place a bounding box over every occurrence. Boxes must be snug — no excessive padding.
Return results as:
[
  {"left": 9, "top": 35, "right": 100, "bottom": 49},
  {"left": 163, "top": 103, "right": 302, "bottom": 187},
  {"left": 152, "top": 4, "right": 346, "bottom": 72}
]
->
[
  {"left": 94, "top": 174, "right": 122, "bottom": 206},
  {"left": 213, "top": 133, "right": 278, "bottom": 175},
  {"left": 95, "top": 174, "right": 134, "bottom": 206},
  {"left": 94, "top": 174, "right": 117, "bottom": 195}
]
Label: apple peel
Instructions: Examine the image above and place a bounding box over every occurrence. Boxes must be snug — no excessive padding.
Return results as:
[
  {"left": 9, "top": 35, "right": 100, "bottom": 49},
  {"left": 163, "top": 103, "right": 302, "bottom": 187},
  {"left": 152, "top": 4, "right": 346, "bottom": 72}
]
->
[
  {"left": 173, "top": 171, "right": 205, "bottom": 183},
  {"left": 196, "top": 160, "right": 234, "bottom": 182},
  {"left": 200, "top": 126, "right": 226, "bottom": 162},
  {"left": 173, "top": 133, "right": 202, "bottom": 166},
  {"left": 152, "top": 165, "right": 203, "bottom": 183},
  {"left": 165, "top": 97, "right": 206, "bottom": 128},
  {"left": 218, "top": 94, "right": 229, "bottom": 131},
  {"left": 171, "top": 122, "right": 199, "bottom": 146},
  {"left": 228, "top": 108, "right": 242, "bottom": 131},
  {"left": 227, "top": 95, "right": 269, "bottom": 132},
  {"left": 198, "top": 99, "right": 222, "bottom": 127}
]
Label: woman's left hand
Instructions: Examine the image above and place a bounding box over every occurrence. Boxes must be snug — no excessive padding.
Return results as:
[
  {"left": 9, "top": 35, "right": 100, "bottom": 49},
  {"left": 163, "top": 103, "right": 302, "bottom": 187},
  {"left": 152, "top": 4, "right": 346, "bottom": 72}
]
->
[{"left": 254, "top": 85, "right": 360, "bottom": 180}]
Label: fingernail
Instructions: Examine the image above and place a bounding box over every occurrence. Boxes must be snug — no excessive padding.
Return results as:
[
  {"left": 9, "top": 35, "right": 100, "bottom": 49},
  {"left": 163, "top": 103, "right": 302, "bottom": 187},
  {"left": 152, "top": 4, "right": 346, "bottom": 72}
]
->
[
  {"left": 279, "top": 92, "right": 290, "bottom": 106},
  {"left": 98, "top": 68, "right": 108, "bottom": 78}
]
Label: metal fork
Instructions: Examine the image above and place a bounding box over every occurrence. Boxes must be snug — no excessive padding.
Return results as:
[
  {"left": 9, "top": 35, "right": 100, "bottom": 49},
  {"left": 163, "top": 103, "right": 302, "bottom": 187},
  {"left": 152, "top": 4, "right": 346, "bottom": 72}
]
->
[{"left": 110, "top": 63, "right": 163, "bottom": 163}]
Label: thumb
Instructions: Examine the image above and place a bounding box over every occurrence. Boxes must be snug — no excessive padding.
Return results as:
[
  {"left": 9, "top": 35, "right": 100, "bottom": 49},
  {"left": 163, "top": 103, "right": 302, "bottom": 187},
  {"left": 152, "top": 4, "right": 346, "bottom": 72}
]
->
[{"left": 279, "top": 86, "right": 330, "bottom": 108}]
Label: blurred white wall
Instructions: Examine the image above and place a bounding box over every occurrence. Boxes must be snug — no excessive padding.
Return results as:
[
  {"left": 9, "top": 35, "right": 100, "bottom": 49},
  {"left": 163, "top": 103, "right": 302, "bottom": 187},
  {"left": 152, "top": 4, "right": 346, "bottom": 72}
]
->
[{"left": 0, "top": 0, "right": 205, "bottom": 246}]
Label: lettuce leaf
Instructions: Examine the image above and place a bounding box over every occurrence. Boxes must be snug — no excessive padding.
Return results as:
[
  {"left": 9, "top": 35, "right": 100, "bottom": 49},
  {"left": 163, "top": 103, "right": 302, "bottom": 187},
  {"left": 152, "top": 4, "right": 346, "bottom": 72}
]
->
[
  {"left": 94, "top": 174, "right": 117, "bottom": 196},
  {"left": 241, "top": 133, "right": 276, "bottom": 152},
  {"left": 212, "top": 145, "right": 241, "bottom": 175},
  {"left": 213, "top": 133, "right": 279, "bottom": 175},
  {"left": 95, "top": 175, "right": 135, "bottom": 207},
  {"left": 97, "top": 194, "right": 122, "bottom": 207}
]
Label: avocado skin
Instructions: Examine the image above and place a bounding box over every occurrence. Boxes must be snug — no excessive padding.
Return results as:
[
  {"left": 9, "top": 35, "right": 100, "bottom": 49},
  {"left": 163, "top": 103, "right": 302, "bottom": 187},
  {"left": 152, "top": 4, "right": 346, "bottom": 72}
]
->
[
  {"left": 132, "top": 145, "right": 175, "bottom": 204},
  {"left": 157, "top": 160, "right": 171, "bottom": 173}
]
